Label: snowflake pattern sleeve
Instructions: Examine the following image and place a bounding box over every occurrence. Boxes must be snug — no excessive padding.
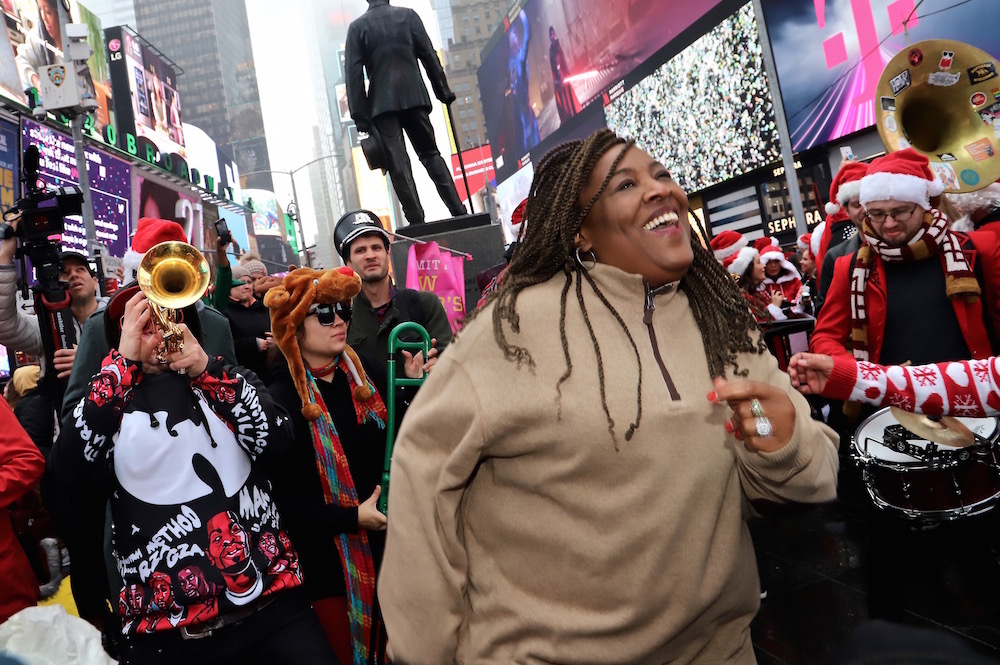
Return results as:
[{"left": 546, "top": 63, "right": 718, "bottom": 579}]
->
[{"left": 828, "top": 355, "right": 1000, "bottom": 417}]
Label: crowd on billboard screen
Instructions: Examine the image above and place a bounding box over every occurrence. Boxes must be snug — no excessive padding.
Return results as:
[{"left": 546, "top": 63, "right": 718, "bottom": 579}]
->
[
  {"left": 479, "top": 0, "right": 726, "bottom": 184},
  {"left": 604, "top": 3, "right": 780, "bottom": 194},
  {"left": 760, "top": 0, "right": 1000, "bottom": 152}
]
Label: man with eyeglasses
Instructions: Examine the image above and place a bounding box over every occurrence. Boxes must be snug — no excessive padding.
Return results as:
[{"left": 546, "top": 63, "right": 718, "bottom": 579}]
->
[
  {"left": 333, "top": 209, "right": 451, "bottom": 376},
  {"left": 810, "top": 148, "right": 1000, "bottom": 622}
]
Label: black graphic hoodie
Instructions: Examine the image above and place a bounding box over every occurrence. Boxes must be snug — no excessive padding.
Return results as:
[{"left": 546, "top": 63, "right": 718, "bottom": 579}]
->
[{"left": 51, "top": 350, "right": 303, "bottom": 636}]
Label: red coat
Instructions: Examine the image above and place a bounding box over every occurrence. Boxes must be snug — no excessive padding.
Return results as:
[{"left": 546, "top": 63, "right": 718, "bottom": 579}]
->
[
  {"left": 0, "top": 398, "right": 44, "bottom": 622},
  {"left": 810, "top": 230, "right": 1000, "bottom": 362}
]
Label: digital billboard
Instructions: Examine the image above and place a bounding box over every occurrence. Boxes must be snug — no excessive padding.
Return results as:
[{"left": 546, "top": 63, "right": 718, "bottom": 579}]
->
[
  {"left": 242, "top": 188, "right": 283, "bottom": 238},
  {"left": 70, "top": 0, "right": 113, "bottom": 143},
  {"left": 0, "top": 118, "right": 19, "bottom": 213},
  {"left": 22, "top": 117, "right": 131, "bottom": 257},
  {"left": 759, "top": 0, "right": 1000, "bottom": 152},
  {"left": 604, "top": 3, "right": 780, "bottom": 193},
  {"left": 136, "top": 175, "right": 203, "bottom": 249},
  {"left": 450, "top": 145, "right": 495, "bottom": 203},
  {"left": 0, "top": 3, "right": 25, "bottom": 105},
  {"left": 106, "top": 25, "right": 186, "bottom": 160},
  {"left": 478, "top": 0, "right": 729, "bottom": 182},
  {"left": 3, "top": 1, "right": 108, "bottom": 133}
]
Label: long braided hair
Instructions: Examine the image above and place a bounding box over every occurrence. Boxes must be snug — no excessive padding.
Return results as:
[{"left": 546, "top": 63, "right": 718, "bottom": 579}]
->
[{"left": 473, "top": 129, "right": 765, "bottom": 443}]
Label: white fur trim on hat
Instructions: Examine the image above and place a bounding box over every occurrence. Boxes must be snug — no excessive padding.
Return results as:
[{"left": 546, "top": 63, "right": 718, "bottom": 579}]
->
[
  {"left": 859, "top": 172, "right": 942, "bottom": 209},
  {"left": 825, "top": 201, "right": 841, "bottom": 215},
  {"left": 836, "top": 180, "right": 862, "bottom": 206},
  {"left": 727, "top": 246, "right": 757, "bottom": 277},
  {"left": 811, "top": 222, "right": 825, "bottom": 256},
  {"left": 122, "top": 249, "right": 142, "bottom": 283},
  {"left": 713, "top": 235, "right": 748, "bottom": 260},
  {"left": 760, "top": 248, "right": 802, "bottom": 281}
]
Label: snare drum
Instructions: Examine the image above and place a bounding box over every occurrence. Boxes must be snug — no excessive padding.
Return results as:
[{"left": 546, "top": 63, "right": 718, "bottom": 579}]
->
[{"left": 852, "top": 407, "right": 1000, "bottom": 521}]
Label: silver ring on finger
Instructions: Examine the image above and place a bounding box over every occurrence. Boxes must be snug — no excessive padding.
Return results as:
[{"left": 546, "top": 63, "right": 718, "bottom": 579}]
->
[
  {"left": 176, "top": 367, "right": 187, "bottom": 375},
  {"left": 755, "top": 416, "right": 773, "bottom": 438},
  {"left": 749, "top": 398, "right": 764, "bottom": 418}
]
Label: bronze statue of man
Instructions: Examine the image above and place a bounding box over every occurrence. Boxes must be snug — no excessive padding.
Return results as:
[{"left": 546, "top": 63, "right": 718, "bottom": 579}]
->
[{"left": 346, "top": 0, "right": 468, "bottom": 225}]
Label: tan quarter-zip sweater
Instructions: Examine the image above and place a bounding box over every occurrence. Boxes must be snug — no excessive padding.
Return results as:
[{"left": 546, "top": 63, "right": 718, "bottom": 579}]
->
[{"left": 379, "top": 263, "right": 839, "bottom": 664}]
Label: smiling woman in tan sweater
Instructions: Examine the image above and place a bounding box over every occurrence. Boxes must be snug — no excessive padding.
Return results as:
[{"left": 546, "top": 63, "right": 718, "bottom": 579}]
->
[{"left": 378, "top": 130, "right": 839, "bottom": 664}]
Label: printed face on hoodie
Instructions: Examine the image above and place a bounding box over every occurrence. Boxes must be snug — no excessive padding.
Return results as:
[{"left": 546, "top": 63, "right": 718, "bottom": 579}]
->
[{"left": 575, "top": 144, "right": 692, "bottom": 287}]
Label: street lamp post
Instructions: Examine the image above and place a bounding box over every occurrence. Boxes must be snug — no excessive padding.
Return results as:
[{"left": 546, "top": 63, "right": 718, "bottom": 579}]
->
[{"left": 243, "top": 154, "right": 340, "bottom": 268}]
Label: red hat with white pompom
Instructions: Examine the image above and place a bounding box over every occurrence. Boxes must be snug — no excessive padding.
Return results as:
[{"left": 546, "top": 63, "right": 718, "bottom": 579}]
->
[
  {"left": 709, "top": 229, "right": 748, "bottom": 262},
  {"left": 825, "top": 160, "right": 868, "bottom": 215},
  {"left": 859, "top": 147, "right": 945, "bottom": 210}
]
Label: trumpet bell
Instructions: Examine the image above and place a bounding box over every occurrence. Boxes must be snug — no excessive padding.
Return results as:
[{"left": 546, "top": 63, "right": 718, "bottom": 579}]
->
[
  {"left": 137, "top": 241, "right": 210, "bottom": 311},
  {"left": 875, "top": 39, "right": 1000, "bottom": 194}
]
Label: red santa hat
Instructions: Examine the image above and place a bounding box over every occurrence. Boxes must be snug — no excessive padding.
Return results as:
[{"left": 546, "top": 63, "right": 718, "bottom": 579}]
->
[
  {"left": 723, "top": 246, "right": 758, "bottom": 277},
  {"left": 122, "top": 217, "right": 188, "bottom": 281},
  {"left": 796, "top": 233, "right": 812, "bottom": 252},
  {"left": 859, "top": 147, "right": 945, "bottom": 210},
  {"left": 753, "top": 236, "right": 778, "bottom": 253},
  {"left": 709, "top": 229, "right": 748, "bottom": 262},
  {"left": 825, "top": 160, "right": 868, "bottom": 215},
  {"left": 759, "top": 244, "right": 802, "bottom": 281}
]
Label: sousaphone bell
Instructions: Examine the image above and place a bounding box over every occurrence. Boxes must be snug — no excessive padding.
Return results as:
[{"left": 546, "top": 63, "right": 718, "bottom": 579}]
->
[{"left": 875, "top": 39, "right": 1000, "bottom": 193}]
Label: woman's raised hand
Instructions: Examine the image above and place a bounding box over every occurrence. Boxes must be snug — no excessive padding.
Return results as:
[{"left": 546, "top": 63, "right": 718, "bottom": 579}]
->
[{"left": 709, "top": 377, "right": 796, "bottom": 453}]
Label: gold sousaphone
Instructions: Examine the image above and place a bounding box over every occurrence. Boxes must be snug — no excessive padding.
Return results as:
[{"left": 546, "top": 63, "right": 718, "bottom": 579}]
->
[
  {"left": 137, "top": 241, "right": 210, "bottom": 362},
  {"left": 875, "top": 39, "right": 1000, "bottom": 193}
]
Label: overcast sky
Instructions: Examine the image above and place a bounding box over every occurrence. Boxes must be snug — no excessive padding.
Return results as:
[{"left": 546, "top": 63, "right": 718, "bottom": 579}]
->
[{"left": 246, "top": 0, "right": 448, "bottom": 253}]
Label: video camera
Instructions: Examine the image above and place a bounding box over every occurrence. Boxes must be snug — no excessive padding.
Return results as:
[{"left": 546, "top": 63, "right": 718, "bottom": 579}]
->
[
  {"left": 0, "top": 145, "right": 85, "bottom": 402},
  {"left": 0, "top": 145, "right": 84, "bottom": 299}
]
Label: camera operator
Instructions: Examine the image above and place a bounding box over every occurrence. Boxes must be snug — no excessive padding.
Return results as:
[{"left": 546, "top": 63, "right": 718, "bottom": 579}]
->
[{"left": 0, "top": 217, "right": 106, "bottom": 378}]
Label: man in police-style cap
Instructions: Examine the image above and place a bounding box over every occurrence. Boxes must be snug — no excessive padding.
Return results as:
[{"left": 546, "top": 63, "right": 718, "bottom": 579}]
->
[{"left": 334, "top": 209, "right": 451, "bottom": 372}]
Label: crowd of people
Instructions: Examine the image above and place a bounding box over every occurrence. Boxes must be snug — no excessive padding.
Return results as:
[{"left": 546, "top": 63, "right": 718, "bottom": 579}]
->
[
  {"left": 604, "top": 3, "right": 780, "bottom": 193},
  {"left": 2, "top": 127, "right": 1000, "bottom": 665}
]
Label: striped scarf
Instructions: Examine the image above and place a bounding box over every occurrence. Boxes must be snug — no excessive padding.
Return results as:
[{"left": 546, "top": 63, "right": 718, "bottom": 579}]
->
[
  {"left": 849, "top": 207, "right": 980, "bottom": 361},
  {"left": 306, "top": 357, "right": 388, "bottom": 664}
]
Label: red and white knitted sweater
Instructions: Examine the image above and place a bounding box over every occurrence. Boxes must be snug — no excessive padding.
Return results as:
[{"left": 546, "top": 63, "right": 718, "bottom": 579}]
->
[{"left": 826, "top": 355, "right": 1000, "bottom": 417}]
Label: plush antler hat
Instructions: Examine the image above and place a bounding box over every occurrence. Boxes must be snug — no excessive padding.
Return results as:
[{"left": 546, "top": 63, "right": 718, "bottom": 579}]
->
[
  {"left": 859, "top": 147, "right": 945, "bottom": 210},
  {"left": 265, "top": 267, "right": 373, "bottom": 421}
]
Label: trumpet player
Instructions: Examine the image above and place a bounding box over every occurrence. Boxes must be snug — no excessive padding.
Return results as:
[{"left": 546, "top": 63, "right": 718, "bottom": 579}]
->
[{"left": 49, "top": 274, "right": 337, "bottom": 664}]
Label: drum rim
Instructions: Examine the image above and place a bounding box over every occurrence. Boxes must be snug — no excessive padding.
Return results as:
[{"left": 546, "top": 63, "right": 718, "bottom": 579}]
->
[{"left": 852, "top": 406, "right": 1000, "bottom": 469}]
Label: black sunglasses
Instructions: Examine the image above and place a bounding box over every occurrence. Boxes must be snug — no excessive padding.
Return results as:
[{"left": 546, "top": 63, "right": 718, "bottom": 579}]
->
[{"left": 308, "top": 301, "right": 352, "bottom": 325}]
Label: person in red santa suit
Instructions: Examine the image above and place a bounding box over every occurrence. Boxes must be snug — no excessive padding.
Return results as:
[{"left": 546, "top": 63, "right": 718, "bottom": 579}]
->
[
  {"left": 710, "top": 231, "right": 787, "bottom": 324},
  {"left": 759, "top": 243, "right": 802, "bottom": 306}
]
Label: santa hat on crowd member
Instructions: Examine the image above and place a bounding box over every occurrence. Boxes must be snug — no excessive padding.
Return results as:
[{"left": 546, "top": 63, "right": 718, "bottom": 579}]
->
[
  {"left": 796, "top": 233, "right": 812, "bottom": 252},
  {"left": 723, "top": 246, "right": 758, "bottom": 277},
  {"left": 811, "top": 222, "right": 825, "bottom": 256},
  {"left": 825, "top": 160, "right": 868, "bottom": 215},
  {"left": 759, "top": 244, "right": 802, "bottom": 281},
  {"left": 859, "top": 147, "right": 945, "bottom": 210},
  {"left": 709, "top": 229, "right": 748, "bottom": 262},
  {"left": 753, "top": 236, "right": 778, "bottom": 253},
  {"left": 122, "top": 218, "right": 188, "bottom": 282}
]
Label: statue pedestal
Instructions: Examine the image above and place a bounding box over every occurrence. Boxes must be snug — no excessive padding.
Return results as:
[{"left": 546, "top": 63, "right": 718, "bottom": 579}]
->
[{"left": 389, "top": 213, "right": 506, "bottom": 309}]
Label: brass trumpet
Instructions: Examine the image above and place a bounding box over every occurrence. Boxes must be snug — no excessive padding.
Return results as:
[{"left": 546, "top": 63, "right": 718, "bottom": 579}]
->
[{"left": 137, "top": 241, "right": 210, "bottom": 362}]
